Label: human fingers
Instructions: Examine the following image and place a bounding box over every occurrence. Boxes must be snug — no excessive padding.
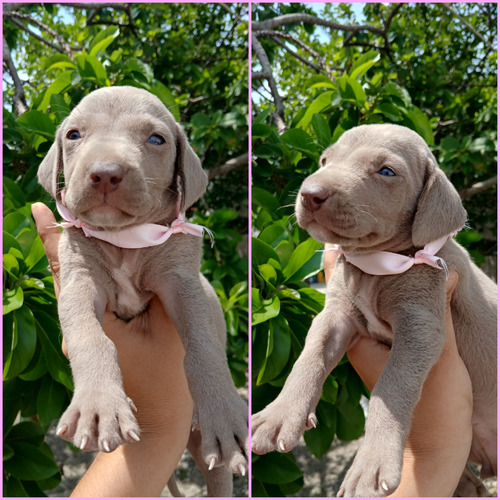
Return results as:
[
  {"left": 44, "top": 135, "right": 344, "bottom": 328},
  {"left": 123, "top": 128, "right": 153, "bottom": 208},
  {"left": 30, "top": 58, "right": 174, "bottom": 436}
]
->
[
  {"left": 31, "top": 202, "right": 61, "bottom": 294},
  {"left": 324, "top": 243, "right": 340, "bottom": 283}
]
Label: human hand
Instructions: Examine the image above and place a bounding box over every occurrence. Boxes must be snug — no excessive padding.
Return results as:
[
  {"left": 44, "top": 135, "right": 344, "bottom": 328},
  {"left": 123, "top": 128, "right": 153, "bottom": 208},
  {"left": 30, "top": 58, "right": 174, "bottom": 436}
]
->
[
  {"left": 323, "top": 243, "right": 473, "bottom": 496},
  {"left": 32, "top": 202, "right": 193, "bottom": 496}
]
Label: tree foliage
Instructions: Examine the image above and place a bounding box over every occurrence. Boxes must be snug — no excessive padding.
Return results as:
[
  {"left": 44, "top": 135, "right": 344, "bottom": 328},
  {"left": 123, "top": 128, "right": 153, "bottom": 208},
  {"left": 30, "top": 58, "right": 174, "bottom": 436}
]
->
[
  {"left": 252, "top": 3, "right": 496, "bottom": 496},
  {"left": 3, "top": 3, "right": 248, "bottom": 496}
]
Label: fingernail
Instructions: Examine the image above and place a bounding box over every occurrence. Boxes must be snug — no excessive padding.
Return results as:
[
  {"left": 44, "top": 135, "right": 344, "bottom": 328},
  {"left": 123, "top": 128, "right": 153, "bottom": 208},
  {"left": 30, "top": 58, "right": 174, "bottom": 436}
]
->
[
  {"left": 238, "top": 464, "right": 246, "bottom": 476},
  {"left": 208, "top": 457, "right": 216, "bottom": 471}
]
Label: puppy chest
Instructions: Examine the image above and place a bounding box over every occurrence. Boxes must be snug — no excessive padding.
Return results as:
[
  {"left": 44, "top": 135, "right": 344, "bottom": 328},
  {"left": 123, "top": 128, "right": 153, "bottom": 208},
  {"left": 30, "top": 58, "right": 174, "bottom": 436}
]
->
[
  {"left": 109, "top": 260, "right": 152, "bottom": 319},
  {"left": 351, "top": 287, "right": 394, "bottom": 345}
]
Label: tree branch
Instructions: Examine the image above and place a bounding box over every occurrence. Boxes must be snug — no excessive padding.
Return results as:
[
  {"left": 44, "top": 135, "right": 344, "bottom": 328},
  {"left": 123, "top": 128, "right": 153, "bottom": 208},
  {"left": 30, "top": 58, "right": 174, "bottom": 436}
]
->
[
  {"left": 441, "top": 4, "right": 494, "bottom": 54},
  {"left": 4, "top": 11, "right": 74, "bottom": 59},
  {"left": 253, "top": 13, "right": 385, "bottom": 38},
  {"left": 255, "top": 30, "right": 333, "bottom": 78},
  {"left": 208, "top": 153, "right": 248, "bottom": 181},
  {"left": 252, "top": 33, "right": 286, "bottom": 134},
  {"left": 459, "top": 175, "right": 497, "bottom": 200},
  {"left": 3, "top": 35, "right": 28, "bottom": 115},
  {"left": 5, "top": 15, "right": 68, "bottom": 55}
]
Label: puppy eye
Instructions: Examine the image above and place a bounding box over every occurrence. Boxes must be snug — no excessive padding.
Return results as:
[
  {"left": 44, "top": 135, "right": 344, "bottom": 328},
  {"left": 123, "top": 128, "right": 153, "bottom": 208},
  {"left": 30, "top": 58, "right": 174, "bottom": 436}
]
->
[
  {"left": 378, "top": 166, "right": 396, "bottom": 177},
  {"left": 320, "top": 157, "right": 327, "bottom": 167},
  {"left": 67, "top": 130, "right": 81, "bottom": 140},
  {"left": 147, "top": 134, "right": 165, "bottom": 145}
]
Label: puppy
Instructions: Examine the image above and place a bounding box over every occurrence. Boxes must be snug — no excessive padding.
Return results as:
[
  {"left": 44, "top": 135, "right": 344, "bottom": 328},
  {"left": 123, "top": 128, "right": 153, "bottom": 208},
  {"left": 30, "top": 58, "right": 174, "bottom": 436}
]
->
[
  {"left": 38, "top": 86, "right": 248, "bottom": 496},
  {"left": 252, "top": 124, "right": 496, "bottom": 496}
]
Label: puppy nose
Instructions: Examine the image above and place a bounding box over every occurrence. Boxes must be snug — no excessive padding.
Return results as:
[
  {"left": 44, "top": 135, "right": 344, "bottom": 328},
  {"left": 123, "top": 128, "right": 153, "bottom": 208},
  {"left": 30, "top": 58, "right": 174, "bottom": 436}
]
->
[
  {"left": 301, "top": 186, "right": 329, "bottom": 212},
  {"left": 90, "top": 164, "right": 123, "bottom": 193}
]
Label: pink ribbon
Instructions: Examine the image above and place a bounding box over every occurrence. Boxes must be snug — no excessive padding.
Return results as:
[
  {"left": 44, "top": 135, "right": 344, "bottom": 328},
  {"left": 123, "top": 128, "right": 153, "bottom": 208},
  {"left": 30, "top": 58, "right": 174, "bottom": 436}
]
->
[
  {"left": 329, "top": 234, "right": 451, "bottom": 279},
  {"left": 55, "top": 202, "right": 213, "bottom": 249}
]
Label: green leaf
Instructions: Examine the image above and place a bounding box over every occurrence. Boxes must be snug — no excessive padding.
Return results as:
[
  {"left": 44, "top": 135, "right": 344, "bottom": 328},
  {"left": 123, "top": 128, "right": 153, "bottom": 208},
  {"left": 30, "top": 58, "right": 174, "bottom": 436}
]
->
[
  {"left": 149, "top": 80, "right": 180, "bottom": 122},
  {"left": 257, "top": 315, "right": 291, "bottom": 385},
  {"left": 282, "top": 238, "right": 323, "bottom": 282},
  {"left": 252, "top": 123, "right": 275, "bottom": 138},
  {"left": 37, "top": 376, "right": 68, "bottom": 426},
  {"left": 3, "top": 305, "right": 37, "bottom": 379},
  {"left": 3, "top": 287, "right": 24, "bottom": 315},
  {"left": 402, "top": 106, "right": 434, "bottom": 146},
  {"left": 311, "top": 113, "right": 332, "bottom": 149},
  {"left": 304, "top": 416, "right": 336, "bottom": 459},
  {"left": 3, "top": 212, "right": 31, "bottom": 238},
  {"left": 259, "top": 224, "right": 289, "bottom": 248},
  {"left": 4, "top": 442, "right": 59, "bottom": 480},
  {"left": 252, "top": 237, "right": 280, "bottom": 269},
  {"left": 252, "top": 187, "right": 281, "bottom": 214},
  {"left": 35, "top": 312, "right": 74, "bottom": 391},
  {"left": 336, "top": 384, "right": 365, "bottom": 441},
  {"left": 37, "top": 71, "right": 74, "bottom": 112},
  {"left": 24, "top": 236, "right": 47, "bottom": 273},
  {"left": 349, "top": 50, "right": 381, "bottom": 81},
  {"left": 252, "top": 296, "right": 280, "bottom": 326},
  {"left": 5, "top": 421, "right": 45, "bottom": 447},
  {"left": 376, "top": 102, "right": 404, "bottom": 122},
  {"left": 75, "top": 54, "right": 108, "bottom": 84},
  {"left": 337, "top": 75, "right": 367, "bottom": 109},
  {"left": 280, "top": 128, "right": 317, "bottom": 159},
  {"left": 296, "top": 91, "right": 338, "bottom": 130},
  {"left": 89, "top": 26, "right": 120, "bottom": 57},
  {"left": 49, "top": 93, "right": 71, "bottom": 123},
  {"left": 252, "top": 452, "right": 303, "bottom": 485}
]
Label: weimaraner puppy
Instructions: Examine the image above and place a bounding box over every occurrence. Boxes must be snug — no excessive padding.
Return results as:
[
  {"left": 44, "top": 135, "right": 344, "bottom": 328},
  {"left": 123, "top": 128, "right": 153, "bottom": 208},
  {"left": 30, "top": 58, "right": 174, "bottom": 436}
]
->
[
  {"left": 38, "top": 86, "right": 248, "bottom": 496},
  {"left": 252, "top": 124, "right": 497, "bottom": 497}
]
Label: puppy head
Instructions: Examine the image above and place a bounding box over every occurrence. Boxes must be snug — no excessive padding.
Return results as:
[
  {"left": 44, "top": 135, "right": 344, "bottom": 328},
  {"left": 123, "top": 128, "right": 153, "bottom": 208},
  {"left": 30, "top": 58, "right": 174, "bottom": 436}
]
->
[
  {"left": 38, "top": 86, "right": 207, "bottom": 230},
  {"left": 295, "top": 124, "right": 466, "bottom": 253}
]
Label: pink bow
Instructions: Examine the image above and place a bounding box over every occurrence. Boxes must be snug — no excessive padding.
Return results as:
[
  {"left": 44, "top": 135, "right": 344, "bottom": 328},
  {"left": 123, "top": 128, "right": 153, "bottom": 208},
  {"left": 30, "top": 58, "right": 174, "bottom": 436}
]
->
[
  {"left": 329, "top": 234, "right": 451, "bottom": 279},
  {"left": 55, "top": 202, "right": 213, "bottom": 249}
]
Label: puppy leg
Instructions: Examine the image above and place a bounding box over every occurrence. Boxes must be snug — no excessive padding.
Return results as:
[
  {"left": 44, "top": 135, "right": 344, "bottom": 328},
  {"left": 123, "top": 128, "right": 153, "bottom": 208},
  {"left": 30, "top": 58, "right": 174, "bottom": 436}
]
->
[
  {"left": 252, "top": 305, "right": 356, "bottom": 455},
  {"left": 188, "top": 428, "right": 233, "bottom": 497},
  {"left": 155, "top": 274, "right": 248, "bottom": 476},
  {"left": 57, "top": 275, "right": 140, "bottom": 453},
  {"left": 339, "top": 291, "right": 447, "bottom": 497}
]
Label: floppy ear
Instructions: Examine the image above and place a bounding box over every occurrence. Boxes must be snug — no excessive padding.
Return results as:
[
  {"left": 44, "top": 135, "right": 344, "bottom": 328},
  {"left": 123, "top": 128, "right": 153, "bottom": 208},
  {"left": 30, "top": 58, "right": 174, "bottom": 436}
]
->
[
  {"left": 175, "top": 124, "right": 208, "bottom": 211},
  {"left": 412, "top": 159, "right": 467, "bottom": 246},
  {"left": 38, "top": 120, "right": 66, "bottom": 201}
]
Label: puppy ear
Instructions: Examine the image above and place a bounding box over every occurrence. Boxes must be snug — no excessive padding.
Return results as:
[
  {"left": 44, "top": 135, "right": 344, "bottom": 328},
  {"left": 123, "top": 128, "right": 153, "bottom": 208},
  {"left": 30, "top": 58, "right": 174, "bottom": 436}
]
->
[
  {"left": 175, "top": 124, "right": 208, "bottom": 211},
  {"left": 38, "top": 120, "right": 66, "bottom": 201},
  {"left": 412, "top": 159, "right": 467, "bottom": 246}
]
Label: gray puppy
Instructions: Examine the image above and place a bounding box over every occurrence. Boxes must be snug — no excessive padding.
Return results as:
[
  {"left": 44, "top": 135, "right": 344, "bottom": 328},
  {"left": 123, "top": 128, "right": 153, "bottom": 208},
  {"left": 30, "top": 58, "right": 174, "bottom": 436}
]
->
[
  {"left": 38, "top": 86, "right": 248, "bottom": 496},
  {"left": 252, "top": 124, "right": 496, "bottom": 496}
]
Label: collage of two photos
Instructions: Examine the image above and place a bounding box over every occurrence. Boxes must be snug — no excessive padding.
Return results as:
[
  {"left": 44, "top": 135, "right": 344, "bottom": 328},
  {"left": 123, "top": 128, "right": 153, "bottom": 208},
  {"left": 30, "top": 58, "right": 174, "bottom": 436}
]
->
[{"left": 3, "top": 2, "right": 497, "bottom": 498}]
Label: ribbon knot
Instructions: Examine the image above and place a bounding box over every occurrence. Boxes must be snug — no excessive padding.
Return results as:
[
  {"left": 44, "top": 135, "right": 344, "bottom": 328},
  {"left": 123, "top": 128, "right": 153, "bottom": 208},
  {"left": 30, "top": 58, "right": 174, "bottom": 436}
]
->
[{"left": 330, "top": 234, "right": 452, "bottom": 280}]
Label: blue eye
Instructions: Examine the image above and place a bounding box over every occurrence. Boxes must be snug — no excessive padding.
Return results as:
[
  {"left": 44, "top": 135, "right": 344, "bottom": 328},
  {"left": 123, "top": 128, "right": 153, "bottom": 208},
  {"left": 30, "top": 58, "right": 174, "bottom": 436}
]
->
[
  {"left": 67, "top": 130, "right": 81, "bottom": 140},
  {"left": 378, "top": 166, "right": 396, "bottom": 177},
  {"left": 148, "top": 134, "right": 165, "bottom": 145}
]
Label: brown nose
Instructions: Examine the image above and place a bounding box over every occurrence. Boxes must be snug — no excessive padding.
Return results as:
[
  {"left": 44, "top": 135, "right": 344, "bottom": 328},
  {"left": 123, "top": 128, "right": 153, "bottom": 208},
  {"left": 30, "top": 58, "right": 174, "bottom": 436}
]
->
[
  {"left": 90, "top": 164, "right": 124, "bottom": 194},
  {"left": 301, "top": 185, "right": 329, "bottom": 212}
]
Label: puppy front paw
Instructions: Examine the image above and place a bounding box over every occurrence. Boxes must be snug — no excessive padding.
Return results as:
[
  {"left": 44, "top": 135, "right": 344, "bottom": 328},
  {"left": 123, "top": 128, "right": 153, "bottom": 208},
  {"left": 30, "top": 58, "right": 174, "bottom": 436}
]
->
[
  {"left": 56, "top": 389, "right": 141, "bottom": 453},
  {"left": 251, "top": 399, "right": 317, "bottom": 455},
  {"left": 198, "top": 393, "right": 248, "bottom": 476},
  {"left": 337, "top": 437, "right": 402, "bottom": 497}
]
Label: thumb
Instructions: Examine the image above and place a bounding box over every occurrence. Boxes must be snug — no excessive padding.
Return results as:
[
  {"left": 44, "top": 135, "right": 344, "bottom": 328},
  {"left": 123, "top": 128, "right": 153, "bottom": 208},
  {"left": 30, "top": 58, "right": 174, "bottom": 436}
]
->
[{"left": 31, "top": 202, "right": 61, "bottom": 294}]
